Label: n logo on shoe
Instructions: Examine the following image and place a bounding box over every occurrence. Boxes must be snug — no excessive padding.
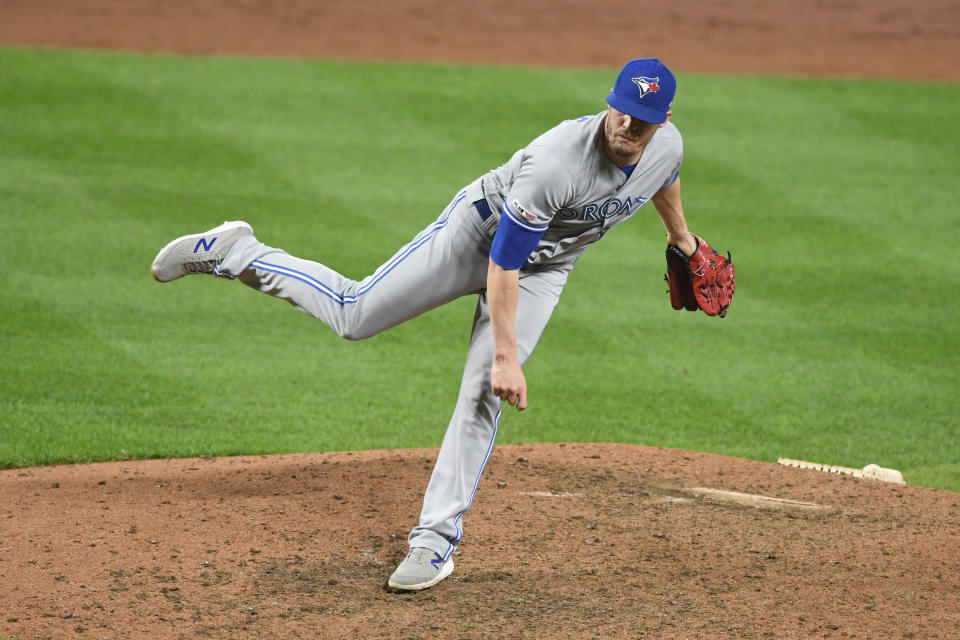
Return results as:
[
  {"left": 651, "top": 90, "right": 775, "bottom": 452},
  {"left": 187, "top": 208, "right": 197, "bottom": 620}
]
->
[
  {"left": 194, "top": 237, "right": 216, "bottom": 253},
  {"left": 430, "top": 552, "right": 444, "bottom": 569}
]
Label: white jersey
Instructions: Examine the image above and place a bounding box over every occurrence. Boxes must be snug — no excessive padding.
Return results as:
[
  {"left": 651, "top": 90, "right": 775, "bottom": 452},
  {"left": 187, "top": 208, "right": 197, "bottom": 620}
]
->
[{"left": 481, "top": 111, "right": 683, "bottom": 266}]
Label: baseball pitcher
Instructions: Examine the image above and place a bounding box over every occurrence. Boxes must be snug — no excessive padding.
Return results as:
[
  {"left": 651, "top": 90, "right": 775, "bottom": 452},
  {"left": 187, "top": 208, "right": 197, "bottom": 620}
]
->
[{"left": 150, "top": 58, "right": 735, "bottom": 592}]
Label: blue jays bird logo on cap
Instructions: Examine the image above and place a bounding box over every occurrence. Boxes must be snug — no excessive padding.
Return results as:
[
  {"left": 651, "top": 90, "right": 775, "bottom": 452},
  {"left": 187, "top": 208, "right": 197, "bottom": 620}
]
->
[
  {"left": 631, "top": 76, "right": 660, "bottom": 99},
  {"left": 608, "top": 59, "right": 675, "bottom": 124}
]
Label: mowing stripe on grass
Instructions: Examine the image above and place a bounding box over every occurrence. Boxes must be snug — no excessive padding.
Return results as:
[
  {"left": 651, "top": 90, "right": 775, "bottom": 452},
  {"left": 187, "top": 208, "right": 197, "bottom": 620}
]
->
[{"left": 1, "top": 47, "right": 957, "bottom": 490}]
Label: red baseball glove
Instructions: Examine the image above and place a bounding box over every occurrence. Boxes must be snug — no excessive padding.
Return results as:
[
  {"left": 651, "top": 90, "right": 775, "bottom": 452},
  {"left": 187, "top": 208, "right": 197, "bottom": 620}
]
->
[{"left": 665, "top": 235, "right": 735, "bottom": 318}]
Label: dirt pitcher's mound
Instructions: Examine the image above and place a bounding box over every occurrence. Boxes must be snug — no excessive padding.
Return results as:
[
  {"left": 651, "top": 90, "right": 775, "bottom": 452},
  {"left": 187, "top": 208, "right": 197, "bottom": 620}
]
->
[{"left": 2, "top": 443, "right": 958, "bottom": 639}]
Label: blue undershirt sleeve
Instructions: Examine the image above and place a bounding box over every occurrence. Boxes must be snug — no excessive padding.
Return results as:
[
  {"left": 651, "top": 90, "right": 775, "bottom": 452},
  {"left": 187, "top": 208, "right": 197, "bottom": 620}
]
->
[
  {"left": 661, "top": 171, "right": 679, "bottom": 190},
  {"left": 489, "top": 209, "right": 546, "bottom": 270}
]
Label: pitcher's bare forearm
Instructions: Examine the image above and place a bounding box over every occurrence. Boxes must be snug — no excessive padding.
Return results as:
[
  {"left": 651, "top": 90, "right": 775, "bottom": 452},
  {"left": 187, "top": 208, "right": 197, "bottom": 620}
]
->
[
  {"left": 652, "top": 178, "right": 696, "bottom": 256},
  {"left": 486, "top": 259, "right": 527, "bottom": 410}
]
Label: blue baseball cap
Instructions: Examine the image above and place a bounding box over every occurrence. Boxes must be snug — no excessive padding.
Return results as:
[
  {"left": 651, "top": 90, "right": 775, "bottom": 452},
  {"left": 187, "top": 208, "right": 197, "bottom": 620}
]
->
[{"left": 606, "top": 58, "right": 676, "bottom": 124}]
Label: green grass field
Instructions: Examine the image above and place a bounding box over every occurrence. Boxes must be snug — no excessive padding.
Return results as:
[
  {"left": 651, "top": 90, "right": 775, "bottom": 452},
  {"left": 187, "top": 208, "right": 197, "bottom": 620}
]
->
[{"left": 1, "top": 47, "right": 957, "bottom": 490}]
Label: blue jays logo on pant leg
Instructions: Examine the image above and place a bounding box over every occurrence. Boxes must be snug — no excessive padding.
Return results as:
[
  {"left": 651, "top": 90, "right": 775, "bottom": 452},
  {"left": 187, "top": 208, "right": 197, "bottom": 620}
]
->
[{"left": 631, "top": 76, "right": 660, "bottom": 98}]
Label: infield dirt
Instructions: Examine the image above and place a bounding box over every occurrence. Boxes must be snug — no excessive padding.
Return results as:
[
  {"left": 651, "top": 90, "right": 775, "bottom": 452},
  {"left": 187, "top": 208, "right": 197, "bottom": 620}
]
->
[
  {"left": 1, "top": 1, "right": 959, "bottom": 638},
  {"left": 3, "top": 445, "right": 959, "bottom": 639}
]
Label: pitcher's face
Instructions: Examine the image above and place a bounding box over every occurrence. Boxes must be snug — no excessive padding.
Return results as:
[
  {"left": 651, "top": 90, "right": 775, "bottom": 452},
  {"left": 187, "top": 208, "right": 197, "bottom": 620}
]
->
[{"left": 603, "top": 106, "right": 669, "bottom": 163}]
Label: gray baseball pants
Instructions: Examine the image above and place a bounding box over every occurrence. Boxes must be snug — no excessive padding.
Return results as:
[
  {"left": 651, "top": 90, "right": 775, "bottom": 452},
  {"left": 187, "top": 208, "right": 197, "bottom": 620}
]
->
[{"left": 217, "top": 178, "right": 572, "bottom": 561}]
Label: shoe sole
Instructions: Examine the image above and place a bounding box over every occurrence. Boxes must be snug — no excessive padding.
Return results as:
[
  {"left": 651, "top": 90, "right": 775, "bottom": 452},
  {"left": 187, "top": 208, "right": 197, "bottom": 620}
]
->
[
  {"left": 386, "top": 559, "right": 454, "bottom": 592},
  {"left": 150, "top": 220, "right": 252, "bottom": 282}
]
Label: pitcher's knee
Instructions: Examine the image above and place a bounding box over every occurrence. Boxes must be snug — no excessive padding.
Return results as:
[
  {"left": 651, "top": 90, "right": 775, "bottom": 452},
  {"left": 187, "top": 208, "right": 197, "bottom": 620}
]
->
[
  {"left": 326, "top": 301, "right": 396, "bottom": 341},
  {"left": 336, "top": 320, "right": 379, "bottom": 341}
]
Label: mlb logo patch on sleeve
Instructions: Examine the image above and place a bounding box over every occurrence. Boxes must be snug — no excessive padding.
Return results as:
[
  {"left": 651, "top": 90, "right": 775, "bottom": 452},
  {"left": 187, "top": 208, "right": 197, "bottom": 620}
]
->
[{"left": 512, "top": 199, "right": 537, "bottom": 222}]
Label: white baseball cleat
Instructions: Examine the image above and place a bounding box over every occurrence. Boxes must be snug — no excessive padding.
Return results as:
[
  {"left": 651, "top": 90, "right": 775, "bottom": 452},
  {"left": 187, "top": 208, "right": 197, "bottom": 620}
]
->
[
  {"left": 387, "top": 547, "right": 454, "bottom": 592},
  {"left": 150, "top": 220, "right": 253, "bottom": 282}
]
